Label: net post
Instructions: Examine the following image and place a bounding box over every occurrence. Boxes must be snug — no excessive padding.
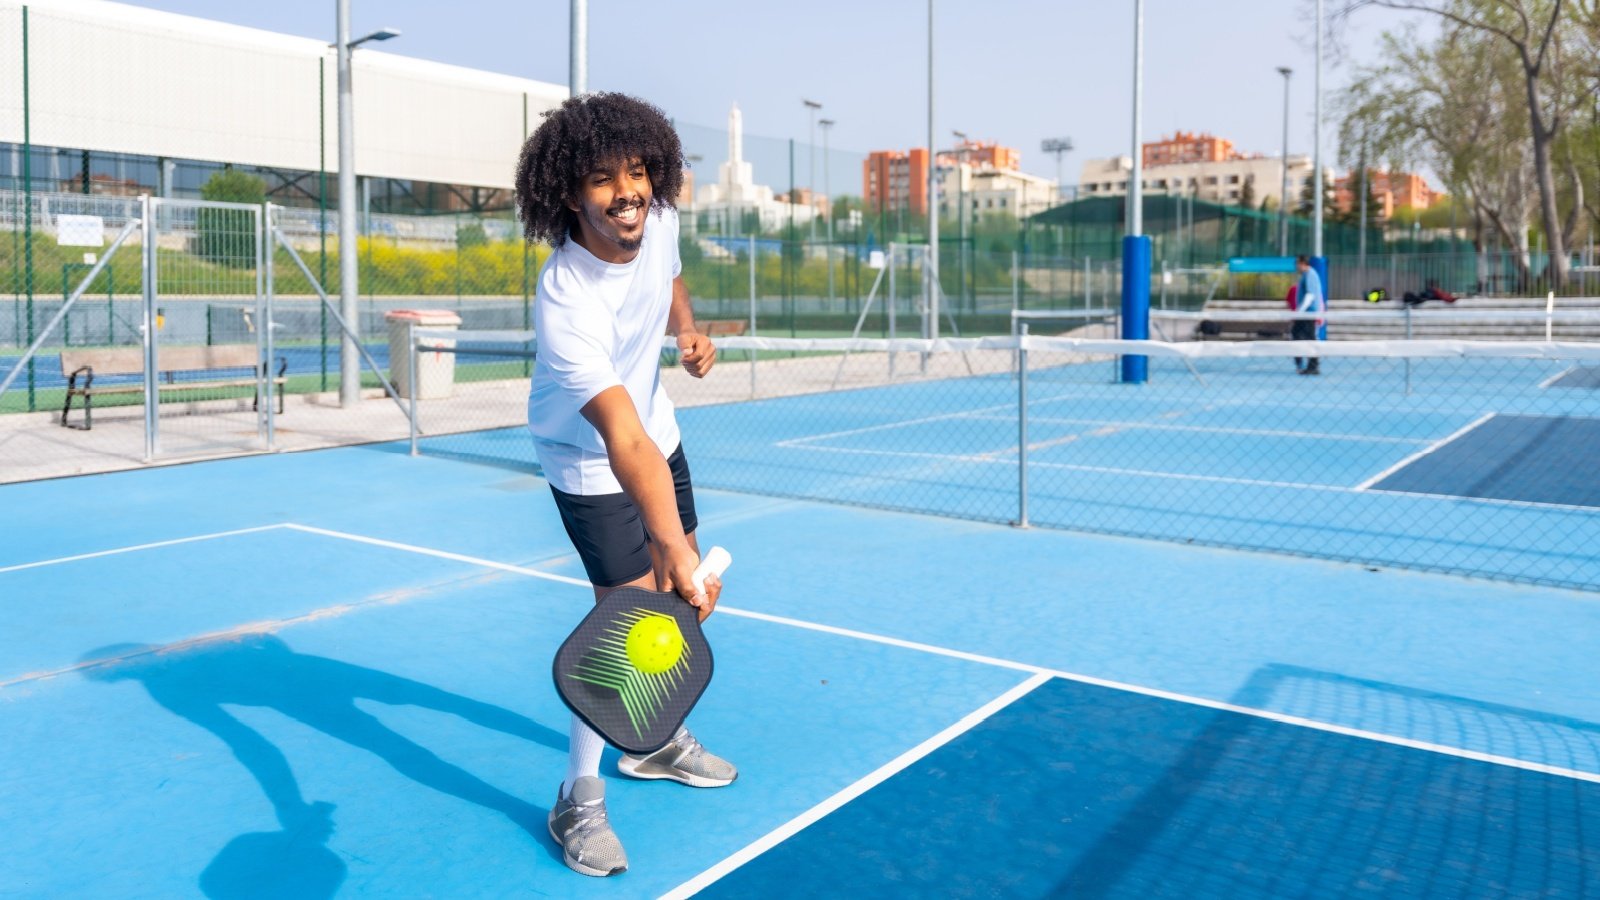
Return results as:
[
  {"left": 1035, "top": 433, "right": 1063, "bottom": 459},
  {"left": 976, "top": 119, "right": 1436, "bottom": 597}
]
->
[
  {"left": 1016, "top": 323, "right": 1030, "bottom": 528},
  {"left": 1404, "top": 303, "right": 1413, "bottom": 395},
  {"left": 1120, "top": 235, "right": 1150, "bottom": 383}
]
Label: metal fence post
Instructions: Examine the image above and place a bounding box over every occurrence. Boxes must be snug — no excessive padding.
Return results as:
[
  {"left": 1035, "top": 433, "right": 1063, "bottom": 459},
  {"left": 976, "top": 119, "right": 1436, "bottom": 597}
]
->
[
  {"left": 1016, "top": 323, "right": 1030, "bottom": 528},
  {"left": 141, "top": 194, "right": 158, "bottom": 461},
  {"left": 262, "top": 204, "right": 276, "bottom": 449},
  {"left": 255, "top": 203, "right": 269, "bottom": 448},
  {"left": 749, "top": 234, "right": 757, "bottom": 398},
  {"left": 408, "top": 321, "right": 419, "bottom": 455}
]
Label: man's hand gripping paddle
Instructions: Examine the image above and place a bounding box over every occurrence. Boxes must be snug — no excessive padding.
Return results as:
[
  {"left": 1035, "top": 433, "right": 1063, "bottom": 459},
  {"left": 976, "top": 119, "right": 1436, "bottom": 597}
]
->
[{"left": 553, "top": 547, "right": 731, "bottom": 754}]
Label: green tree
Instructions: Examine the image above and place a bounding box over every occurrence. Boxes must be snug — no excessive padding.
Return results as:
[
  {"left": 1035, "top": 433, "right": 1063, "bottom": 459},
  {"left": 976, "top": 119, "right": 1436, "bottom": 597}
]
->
[
  {"left": 1238, "top": 175, "right": 1257, "bottom": 210},
  {"left": 196, "top": 169, "right": 266, "bottom": 268}
]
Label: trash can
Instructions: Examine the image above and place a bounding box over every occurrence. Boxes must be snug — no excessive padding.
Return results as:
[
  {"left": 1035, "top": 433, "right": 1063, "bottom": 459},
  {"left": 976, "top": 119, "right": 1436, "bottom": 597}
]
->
[{"left": 385, "top": 309, "right": 462, "bottom": 400}]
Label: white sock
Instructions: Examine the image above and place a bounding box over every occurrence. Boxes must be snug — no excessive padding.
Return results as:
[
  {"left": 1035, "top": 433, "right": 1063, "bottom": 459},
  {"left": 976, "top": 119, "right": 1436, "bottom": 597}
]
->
[{"left": 563, "top": 713, "right": 605, "bottom": 799}]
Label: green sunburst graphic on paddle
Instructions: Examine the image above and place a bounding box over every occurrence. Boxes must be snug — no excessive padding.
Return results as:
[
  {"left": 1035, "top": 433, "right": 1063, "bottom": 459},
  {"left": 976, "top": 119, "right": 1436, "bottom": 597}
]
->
[{"left": 566, "top": 609, "right": 692, "bottom": 740}]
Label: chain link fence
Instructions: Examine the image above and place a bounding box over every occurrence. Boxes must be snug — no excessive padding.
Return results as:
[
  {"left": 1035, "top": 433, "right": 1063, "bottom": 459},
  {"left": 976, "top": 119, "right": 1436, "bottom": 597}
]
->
[{"left": 397, "top": 321, "right": 1600, "bottom": 593}]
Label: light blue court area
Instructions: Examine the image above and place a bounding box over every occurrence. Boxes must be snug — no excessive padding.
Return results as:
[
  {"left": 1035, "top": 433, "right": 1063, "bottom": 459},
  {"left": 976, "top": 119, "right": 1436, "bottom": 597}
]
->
[{"left": 4, "top": 445, "right": 1600, "bottom": 896}]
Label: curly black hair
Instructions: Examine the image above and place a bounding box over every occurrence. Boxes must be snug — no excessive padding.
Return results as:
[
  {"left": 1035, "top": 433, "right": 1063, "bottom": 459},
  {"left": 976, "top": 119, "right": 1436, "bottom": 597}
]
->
[{"left": 514, "top": 93, "right": 685, "bottom": 247}]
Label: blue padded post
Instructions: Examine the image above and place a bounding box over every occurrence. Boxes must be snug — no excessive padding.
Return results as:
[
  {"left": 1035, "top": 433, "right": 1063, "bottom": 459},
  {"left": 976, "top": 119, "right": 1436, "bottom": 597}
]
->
[{"left": 1120, "top": 235, "right": 1151, "bottom": 383}]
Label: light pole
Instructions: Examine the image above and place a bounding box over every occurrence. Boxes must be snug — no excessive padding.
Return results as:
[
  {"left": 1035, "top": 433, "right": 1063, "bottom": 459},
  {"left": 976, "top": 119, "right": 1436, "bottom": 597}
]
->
[
  {"left": 1129, "top": 0, "right": 1143, "bottom": 238},
  {"left": 952, "top": 129, "right": 971, "bottom": 315},
  {"left": 803, "top": 99, "right": 821, "bottom": 243},
  {"left": 1041, "top": 137, "right": 1073, "bottom": 205},
  {"left": 685, "top": 153, "right": 703, "bottom": 237},
  {"left": 819, "top": 117, "right": 835, "bottom": 303},
  {"left": 1120, "top": 0, "right": 1149, "bottom": 385},
  {"left": 1312, "top": 0, "right": 1324, "bottom": 259},
  {"left": 1276, "top": 66, "right": 1291, "bottom": 255},
  {"left": 570, "top": 0, "right": 587, "bottom": 96},
  {"left": 926, "top": 0, "right": 939, "bottom": 341},
  {"left": 334, "top": 2, "right": 399, "bottom": 407}
]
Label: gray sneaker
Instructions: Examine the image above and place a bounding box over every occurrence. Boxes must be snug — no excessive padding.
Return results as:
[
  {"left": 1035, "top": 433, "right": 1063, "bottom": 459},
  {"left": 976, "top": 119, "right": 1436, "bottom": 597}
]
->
[
  {"left": 617, "top": 728, "right": 738, "bottom": 787},
  {"left": 548, "top": 776, "right": 627, "bottom": 877}
]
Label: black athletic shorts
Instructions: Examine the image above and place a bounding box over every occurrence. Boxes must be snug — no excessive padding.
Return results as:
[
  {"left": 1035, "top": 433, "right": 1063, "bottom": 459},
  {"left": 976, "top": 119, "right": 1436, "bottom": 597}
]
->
[{"left": 548, "top": 444, "right": 699, "bottom": 587}]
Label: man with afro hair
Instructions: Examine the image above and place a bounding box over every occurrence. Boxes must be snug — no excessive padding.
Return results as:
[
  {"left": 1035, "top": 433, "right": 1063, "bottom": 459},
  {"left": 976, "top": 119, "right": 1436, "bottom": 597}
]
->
[{"left": 516, "top": 92, "right": 735, "bottom": 878}]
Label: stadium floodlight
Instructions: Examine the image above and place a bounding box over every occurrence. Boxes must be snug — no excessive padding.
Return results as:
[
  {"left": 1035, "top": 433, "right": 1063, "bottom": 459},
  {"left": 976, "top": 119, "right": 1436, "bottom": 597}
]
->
[
  {"left": 1041, "top": 137, "right": 1073, "bottom": 203},
  {"left": 347, "top": 27, "right": 400, "bottom": 48}
]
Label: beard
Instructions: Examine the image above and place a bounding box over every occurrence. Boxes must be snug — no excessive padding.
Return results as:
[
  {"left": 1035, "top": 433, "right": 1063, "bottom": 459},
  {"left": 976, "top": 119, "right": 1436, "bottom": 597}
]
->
[{"left": 582, "top": 201, "right": 644, "bottom": 252}]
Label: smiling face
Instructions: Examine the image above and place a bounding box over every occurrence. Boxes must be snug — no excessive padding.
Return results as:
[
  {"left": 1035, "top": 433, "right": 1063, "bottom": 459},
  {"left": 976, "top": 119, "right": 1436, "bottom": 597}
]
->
[{"left": 568, "top": 156, "right": 653, "bottom": 264}]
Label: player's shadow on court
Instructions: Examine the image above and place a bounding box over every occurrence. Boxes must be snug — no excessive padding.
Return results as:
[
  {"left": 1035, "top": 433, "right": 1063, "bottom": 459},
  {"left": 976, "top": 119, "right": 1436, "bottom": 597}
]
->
[{"left": 81, "top": 634, "right": 568, "bottom": 897}]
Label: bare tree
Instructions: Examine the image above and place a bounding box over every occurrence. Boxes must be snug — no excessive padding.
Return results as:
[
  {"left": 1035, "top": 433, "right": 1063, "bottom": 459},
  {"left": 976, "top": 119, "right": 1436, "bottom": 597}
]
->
[
  {"left": 1342, "top": 0, "right": 1577, "bottom": 286},
  {"left": 1338, "top": 23, "right": 1539, "bottom": 286}
]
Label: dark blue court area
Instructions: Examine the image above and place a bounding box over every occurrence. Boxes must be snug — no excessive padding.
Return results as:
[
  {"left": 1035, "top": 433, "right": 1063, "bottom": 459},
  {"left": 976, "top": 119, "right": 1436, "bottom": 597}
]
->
[
  {"left": 704, "top": 675, "right": 1600, "bottom": 899},
  {"left": 1373, "top": 413, "right": 1600, "bottom": 508},
  {"left": 4, "top": 443, "right": 1600, "bottom": 896}
]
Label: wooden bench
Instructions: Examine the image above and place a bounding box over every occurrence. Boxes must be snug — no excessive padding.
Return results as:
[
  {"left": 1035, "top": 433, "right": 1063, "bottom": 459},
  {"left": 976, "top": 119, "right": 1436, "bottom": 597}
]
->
[
  {"left": 59, "top": 345, "right": 287, "bottom": 430},
  {"left": 1194, "top": 318, "right": 1293, "bottom": 341}
]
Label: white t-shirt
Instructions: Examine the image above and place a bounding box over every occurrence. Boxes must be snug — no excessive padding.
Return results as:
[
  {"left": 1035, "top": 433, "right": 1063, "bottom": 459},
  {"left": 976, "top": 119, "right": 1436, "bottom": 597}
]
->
[{"left": 527, "top": 206, "right": 683, "bottom": 495}]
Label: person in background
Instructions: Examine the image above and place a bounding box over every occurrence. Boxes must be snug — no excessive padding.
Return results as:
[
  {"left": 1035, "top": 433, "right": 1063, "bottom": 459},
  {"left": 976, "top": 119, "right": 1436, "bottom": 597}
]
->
[{"left": 1293, "top": 255, "right": 1324, "bottom": 376}]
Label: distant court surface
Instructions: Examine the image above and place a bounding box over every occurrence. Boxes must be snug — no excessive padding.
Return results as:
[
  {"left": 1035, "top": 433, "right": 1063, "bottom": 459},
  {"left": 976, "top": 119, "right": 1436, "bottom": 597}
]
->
[
  {"left": 1548, "top": 365, "right": 1600, "bottom": 389},
  {"left": 4, "top": 445, "right": 1600, "bottom": 896},
  {"left": 1371, "top": 413, "right": 1600, "bottom": 508}
]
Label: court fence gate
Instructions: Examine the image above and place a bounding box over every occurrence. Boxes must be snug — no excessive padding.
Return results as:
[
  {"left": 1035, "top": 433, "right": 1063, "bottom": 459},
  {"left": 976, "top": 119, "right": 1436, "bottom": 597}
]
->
[{"left": 0, "top": 198, "right": 407, "bottom": 476}]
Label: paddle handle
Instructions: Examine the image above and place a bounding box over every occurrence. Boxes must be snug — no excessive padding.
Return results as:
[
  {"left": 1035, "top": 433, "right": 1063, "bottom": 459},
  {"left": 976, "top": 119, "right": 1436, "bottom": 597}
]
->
[{"left": 692, "top": 546, "right": 732, "bottom": 594}]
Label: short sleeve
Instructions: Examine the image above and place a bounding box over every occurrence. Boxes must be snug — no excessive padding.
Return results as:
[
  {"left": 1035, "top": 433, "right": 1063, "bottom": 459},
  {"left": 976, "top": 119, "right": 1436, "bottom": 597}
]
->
[{"left": 535, "top": 265, "right": 622, "bottom": 412}]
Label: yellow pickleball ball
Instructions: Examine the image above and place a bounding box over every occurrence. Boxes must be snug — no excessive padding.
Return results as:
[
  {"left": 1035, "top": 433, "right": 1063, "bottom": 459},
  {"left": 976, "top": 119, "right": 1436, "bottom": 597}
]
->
[{"left": 625, "top": 614, "right": 685, "bottom": 675}]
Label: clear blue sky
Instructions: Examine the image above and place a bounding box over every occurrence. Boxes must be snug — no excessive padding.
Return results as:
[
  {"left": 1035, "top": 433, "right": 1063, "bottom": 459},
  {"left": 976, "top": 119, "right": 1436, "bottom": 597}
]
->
[{"left": 121, "top": 0, "right": 1425, "bottom": 188}]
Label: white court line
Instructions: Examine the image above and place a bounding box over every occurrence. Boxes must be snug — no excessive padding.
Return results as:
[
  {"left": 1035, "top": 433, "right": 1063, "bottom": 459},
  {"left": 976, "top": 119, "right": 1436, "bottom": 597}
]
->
[
  {"left": 971, "top": 415, "right": 1433, "bottom": 446},
  {"left": 280, "top": 523, "right": 591, "bottom": 587},
  {"left": 787, "top": 443, "right": 1361, "bottom": 494},
  {"left": 1361, "top": 486, "right": 1600, "bottom": 515},
  {"left": 1353, "top": 412, "right": 1496, "bottom": 491},
  {"left": 772, "top": 391, "right": 1085, "bottom": 448},
  {"left": 661, "top": 673, "right": 1055, "bottom": 899},
  {"left": 1539, "top": 365, "right": 1580, "bottom": 389},
  {"left": 0, "top": 524, "right": 290, "bottom": 576}
]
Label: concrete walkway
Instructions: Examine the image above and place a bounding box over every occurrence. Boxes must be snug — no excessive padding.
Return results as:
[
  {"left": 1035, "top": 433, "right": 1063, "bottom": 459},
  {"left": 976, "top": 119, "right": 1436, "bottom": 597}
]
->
[{"left": 0, "top": 348, "right": 1025, "bottom": 484}]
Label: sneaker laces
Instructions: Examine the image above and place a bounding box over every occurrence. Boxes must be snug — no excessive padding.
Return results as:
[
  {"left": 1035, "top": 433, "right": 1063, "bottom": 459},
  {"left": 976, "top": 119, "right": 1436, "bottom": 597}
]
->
[
  {"left": 563, "top": 794, "right": 611, "bottom": 841},
  {"left": 670, "top": 729, "right": 706, "bottom": 760}
]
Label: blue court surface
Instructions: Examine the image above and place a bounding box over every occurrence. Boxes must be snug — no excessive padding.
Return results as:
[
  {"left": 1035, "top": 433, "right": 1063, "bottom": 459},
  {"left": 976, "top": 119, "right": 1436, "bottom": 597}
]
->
[{"left": 4, "top": 439, "right": 1600, "bottom": 897}]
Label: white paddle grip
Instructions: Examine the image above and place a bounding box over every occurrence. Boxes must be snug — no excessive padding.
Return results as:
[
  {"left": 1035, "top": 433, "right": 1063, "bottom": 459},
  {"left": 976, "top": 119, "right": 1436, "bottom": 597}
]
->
[{"left": 691, "top": 546, "right": 732, "bottom": 594}]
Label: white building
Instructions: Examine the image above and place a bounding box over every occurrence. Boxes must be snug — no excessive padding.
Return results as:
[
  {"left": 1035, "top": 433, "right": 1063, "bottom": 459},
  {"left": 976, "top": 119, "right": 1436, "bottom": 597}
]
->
[
  {"left": 695, "top": 104, "right": 817, "bottom": 235},
  {"left": 937, "top": 161, "right": 1057, "bottom": 222},
  {"left": 0, "top": 0, "right": 566, "bottom": 208},
  {"left": 1077, "top": 154, "right": 1325, "bottom": 209}
]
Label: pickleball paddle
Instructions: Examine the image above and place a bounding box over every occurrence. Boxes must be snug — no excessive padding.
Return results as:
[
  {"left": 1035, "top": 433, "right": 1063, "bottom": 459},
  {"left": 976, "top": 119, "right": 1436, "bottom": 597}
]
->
[{"left": 553, "top": 547, "right": 731, "bottom": 754}]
